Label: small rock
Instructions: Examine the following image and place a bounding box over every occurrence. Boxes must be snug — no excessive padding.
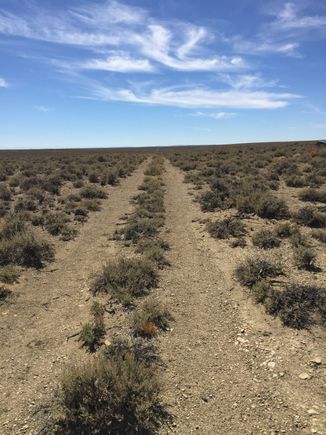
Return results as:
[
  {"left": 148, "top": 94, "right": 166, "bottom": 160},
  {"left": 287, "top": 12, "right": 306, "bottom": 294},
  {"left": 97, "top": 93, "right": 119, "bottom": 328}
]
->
[
  {"left": 104, "top": 340, "right": 112, "bottom": 347},
  {"left": 299, "top": 373, "right": 310, "bottom": 380},
  {"left": 310, "top": 357, "right": 322, "bottom": 365},
  {"left": 307, "top": 409, "right": 319, "bottom": 415},
  {"left": 268, "top": 362, "right": 276, "bottom": 369}
]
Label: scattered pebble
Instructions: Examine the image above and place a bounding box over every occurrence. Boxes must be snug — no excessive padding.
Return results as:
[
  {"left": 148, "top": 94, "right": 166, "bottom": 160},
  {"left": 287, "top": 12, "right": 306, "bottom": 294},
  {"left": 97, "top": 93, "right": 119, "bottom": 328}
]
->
[{"left": 299, "top": 373, "right": 310, "bottom": 380}]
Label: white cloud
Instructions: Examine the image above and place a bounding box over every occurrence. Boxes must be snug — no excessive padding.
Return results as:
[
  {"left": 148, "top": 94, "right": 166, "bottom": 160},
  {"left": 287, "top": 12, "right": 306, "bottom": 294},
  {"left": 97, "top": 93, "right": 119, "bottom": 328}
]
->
[
  {"left": 232, "top": 39, "right": 300, "bottom": 57},
  {"left": 218, "top": 73, "right": 279, "bottom": 89},
  {"left": 70, "top": 0, "right": 147, "bottom": 26},
  {"left": 0, "top": 77, "right": 8, "bottom": 87},
  {"left": 194, "top": 111, "right": 237, "bottom": 120},
  {"left": 34, "top": 105, "right": 51, "bottom": 112},
  {"left": 92, "top": 84, "right": 299, "bottom": 109},
  {"left": 276, "top": 3, "right": 326, "bottom": 31},
  {"left": 0, "top": 2, "right": 247, "bottom": 73},
  {"left": 82, "top": 53, "right": 155, "bottom": 72}
]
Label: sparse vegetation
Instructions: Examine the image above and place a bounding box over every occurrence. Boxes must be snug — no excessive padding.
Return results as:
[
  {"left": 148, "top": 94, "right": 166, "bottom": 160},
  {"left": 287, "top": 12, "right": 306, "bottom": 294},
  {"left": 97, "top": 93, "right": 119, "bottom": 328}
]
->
[
  {"left": 207, "top": 217, "right": 246, "bottom": 239},
  {"left": 55, "top": 340, "right": 169, "bottom": 434},
  {"left": 236, "top": 257, "right": 282, "bottom": 288},
  {"left": 131, "top": 298, "right": 172, "bottom": 337},
  {"left": 293, "top": 246, "right": 317, "bottom": 270},
  {"left": 79, "top": 302, "right": 106, "bottom": 353},
  {"left": 91, "top": 258, "right": 158, "bottom": 305},
  {"left": 252, "top": 229, "right": 281, "bottom": 249},
  {"left": 266, "top": 284, "right": 326, "bottom": 329}
]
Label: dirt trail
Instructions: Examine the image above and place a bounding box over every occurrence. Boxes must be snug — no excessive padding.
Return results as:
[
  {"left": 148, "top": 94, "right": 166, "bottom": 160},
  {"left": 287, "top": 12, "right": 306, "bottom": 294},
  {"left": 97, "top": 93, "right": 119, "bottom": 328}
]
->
[
  {"left": 159, "top": 161, "right": 325, "bottom": 435},
  {"left": 0, "top": 161, "right": 147, "bottom": 434}
]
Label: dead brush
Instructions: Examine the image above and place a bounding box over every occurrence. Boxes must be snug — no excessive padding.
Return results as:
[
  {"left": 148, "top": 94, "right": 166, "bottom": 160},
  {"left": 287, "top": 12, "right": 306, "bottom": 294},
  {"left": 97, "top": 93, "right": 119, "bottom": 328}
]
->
[{"left": 131, "top": 297, "right": 172, "bottom": 338}]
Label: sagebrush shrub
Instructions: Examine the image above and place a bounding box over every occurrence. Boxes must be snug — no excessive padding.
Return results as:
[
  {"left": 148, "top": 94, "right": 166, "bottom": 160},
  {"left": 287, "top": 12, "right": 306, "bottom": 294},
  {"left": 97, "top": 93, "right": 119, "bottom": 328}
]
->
[
  {"left": 0, "top": 265, "right": 20, "bottom": 284},
  {"left": 236, "top": 257, "right": 282, "bottom": 287},
  {"left": 0, "top": 228, "right": 54, "bottom": 268},
  {"left": 91, "top": 258, "right": 158, "bottom": 305},
  {"left": 255, "top": 196, "right": 290, "bottom": 220},
  {"left": 312, "top": 229, "right": 326, "bottom": 243},
  {"left": 206, "top": 217, "right": 246, "bottom": 240},
  {"left": 295, "top": 206, "right": 326, "bottom": 228},
  {"left": 265, "top": 284, "right": 326, "bottom": 328},
  {"left": 79, "top": 303, "right": 106, "bottom": 353},
  {"left": 299, "top": 189, "right": 326, "bottom": 203},
  {"left": 132, "top": 298, "right": 172, "bottom": 337},
  {"left": 123, "top": 218, "right": 160, "bottom": 242},
  {"left": 293, "top": 246, "right": 317, "bottom": 270},
  {"left": 252, "top": 229, "right": 281, "bottom": 249},
  {"left": 274, "top": 222, "right": 298, "bottom": 238},
  {"left": 56, "top": 342, "right": 168, "bottom": 434},
  {"left": 251, "top": 279, "right": 272, "bottom": 304},
  {"left": 80, "top": 185, "right": 107, "bottom": 199}
]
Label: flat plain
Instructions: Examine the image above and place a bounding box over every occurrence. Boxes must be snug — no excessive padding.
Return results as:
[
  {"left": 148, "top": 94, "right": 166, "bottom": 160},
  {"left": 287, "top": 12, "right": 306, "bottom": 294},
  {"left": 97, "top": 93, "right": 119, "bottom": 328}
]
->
[{"left": 0, "top": 141, "right": 325, "bottom": 434}]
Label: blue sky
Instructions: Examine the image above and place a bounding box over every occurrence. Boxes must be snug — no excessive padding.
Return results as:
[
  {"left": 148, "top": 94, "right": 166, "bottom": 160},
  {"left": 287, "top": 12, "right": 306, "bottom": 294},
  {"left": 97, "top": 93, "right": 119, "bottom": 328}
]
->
[{"left": 0, "top": 0, "right": 326, "bottom": 149}]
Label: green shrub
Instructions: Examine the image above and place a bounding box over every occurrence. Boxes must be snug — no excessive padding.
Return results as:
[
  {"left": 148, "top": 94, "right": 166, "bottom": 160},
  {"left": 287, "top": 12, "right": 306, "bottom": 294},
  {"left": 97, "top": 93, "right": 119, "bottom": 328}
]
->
[
  {"left": 80, "top": 185, "right": 107, "bottom": 199},
  {"left": 0, "top": 265, "right": 20, "bottom": 284},
  {"left": 0, "top": 230, "right": 54, "bottom": 268},
  {"left": 200, "top": 191, "right": 233, "bottom": 212},
  {"left": 236, "top": 257, "right": 282, "bottom": 287},
  {"left": 293, "top": 246, "right": 317, "bottom": 270},
  {"left": 251, "top": 279, "right": 272, "bottom": 304},
  {"left": 295, "top": 206, "right": 326, "bottom": 228},
  {"left": 0, "top": 215, "right": 27, "bottom": 239},
  {"left": 142, "top": 244, "right": 170, "bottom": 269},
  {"left": 207, "top": 217, "right": 246, "bottom": 239},
  {"left": 81, "top": 199, "right": 101, "bottom": 212},
  {"left": 79, "top": 303, "right": 106, "bottom": 353},
  {"left": 56, "top": 342, "right": 168, "bottom": 434},
  {"left": 44, "top": 213, "right": 77, "bottom": 241},
  {"left": 123, "top": 218, "right": 159, "bottom": 242},
  {"left": 231, "top": 237, "right": 247, "bottom": 248},
  {"left": 236, "top": 194, "right": 258, "bottom": 214},
  {"left": 289, "top": 229, "right": 309, "bottom": 247},
  {"left": 274, "top": 222, "right": 298, "bottom": 238},
  {"left": 252, "top": 229, "right": 281, "bottom": 249},
  {"left": 131, "top": 298, "right": 172, "bottom": 337},
  {"left": 312, "top": 229, "right": 326, "bottom": 244},
  {"left": 265, "top": 284, "right": 326, "bottom": 329},
  {"left": 91, "top": 258, "right": 158, "bottom": 305},
  {"left": 299, "top": 189, "right": 326, "bottom": 203},
  {"left": 255, "top": 196, "right": 290, "bottom": 220},
  {"left": 285, "top": 175, "right": 306, "bottom": 187}
]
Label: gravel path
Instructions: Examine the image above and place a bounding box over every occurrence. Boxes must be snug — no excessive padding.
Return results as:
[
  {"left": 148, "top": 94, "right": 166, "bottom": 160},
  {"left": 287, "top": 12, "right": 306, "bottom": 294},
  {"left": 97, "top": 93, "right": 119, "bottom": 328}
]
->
[
  {"left": 0, "top": 161, "right": 147, "bottom": 434},
  {"left": 159, "top": 160, "right": 325, "bottom": 435}
]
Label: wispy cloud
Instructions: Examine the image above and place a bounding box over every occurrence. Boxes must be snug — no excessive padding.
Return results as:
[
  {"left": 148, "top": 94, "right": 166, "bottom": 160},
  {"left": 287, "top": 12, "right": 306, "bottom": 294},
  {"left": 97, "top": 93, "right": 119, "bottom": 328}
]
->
[
  {"left": 82, "top": 53, "right": 155, "bottom": 72},
  {"left": 275, "top": 3, "right": 326, "bottom": 31},
  {"left": 0, "top": 2, "right": 246, "bottom": 73},
  {"left": 231, "top": 2, "right": 326, "bottom": 58},
  {"left": 232, "top": 39, "right": 300, "bottom": 57},
  {"left": 194, "top": 111, "right": 237, "bottom": 120},
  {"left": 0, "top": 77, "right": 8, "bottom": 87},
  {"left": 218, "top": 73, "right": 279, "bottom": 89},
  {"left": 34, "top": 105, "right": 51, "bottom": 112},
  {"left": 92, "top": 84, "right": 299, "bottom": 109},
  {"left": 0, "top": 1, "right": 305, "bottom": 110}
]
